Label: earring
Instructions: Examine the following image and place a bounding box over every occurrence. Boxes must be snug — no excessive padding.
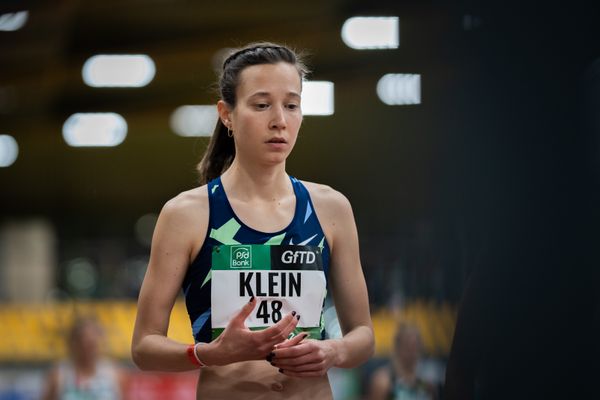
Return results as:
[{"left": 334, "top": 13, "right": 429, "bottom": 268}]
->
[{"left": 227, "top": 127, "right": 233, "bottom": 138}]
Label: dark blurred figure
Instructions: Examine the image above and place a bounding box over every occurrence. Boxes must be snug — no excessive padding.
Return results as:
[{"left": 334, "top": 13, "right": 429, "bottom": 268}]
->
[
  {"left": 43, "top": 317, "right": 125, "bottom": 400},
  {"left": 443, "top": 1, "right": 598, "bottom": 398},
  {"left": 367, "top": 323, "right": 436, "bottom": 400}
]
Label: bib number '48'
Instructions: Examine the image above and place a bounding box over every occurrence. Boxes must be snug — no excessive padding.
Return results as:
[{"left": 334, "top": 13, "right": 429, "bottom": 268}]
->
[{"left": 210, "top": 244, "right": 326, "bottom": 338}]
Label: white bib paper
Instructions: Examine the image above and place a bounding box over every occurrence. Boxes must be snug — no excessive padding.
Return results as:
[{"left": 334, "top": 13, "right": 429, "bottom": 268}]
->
[{"left": 210, "top": 244, "right": 327, "bottom": 337}]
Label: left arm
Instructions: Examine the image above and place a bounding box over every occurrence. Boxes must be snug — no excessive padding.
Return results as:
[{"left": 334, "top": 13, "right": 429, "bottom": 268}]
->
[{"left": 271, "top": 186, "right": 374, "bottom": 376}]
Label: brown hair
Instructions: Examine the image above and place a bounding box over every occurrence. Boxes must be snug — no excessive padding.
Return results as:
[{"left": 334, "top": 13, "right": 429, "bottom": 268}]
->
[{"left": 197, "top": 42, "right": 310, "bottom": 184}]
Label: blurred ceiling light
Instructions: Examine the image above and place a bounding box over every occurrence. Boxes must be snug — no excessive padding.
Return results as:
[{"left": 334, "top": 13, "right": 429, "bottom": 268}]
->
[
  {"left": 82, "top": 55, "right": 155, "bottom": 87},
  {"left": 0, "top": 134, "right": 18, "bottom": 167},
  {"left": 376, "top": 73, "right": 421, "bottom": 105},
  {"left": 66, "top": 258, "right": 97, "bottom": 295},
  {"left": 302, "top": 81, "right": 334, "bottom": 116},
  {"left": 341, "top": 17, "right": 399, "bottom": 49},
  {"left": 0, "top": 11, "right": 28, "bottom": 31},
  {"left": 170, "top": 105, "right": 218, "bottom": 137},
  {"left": 62, "top": 113, "right": 127, "bottom": 147}
]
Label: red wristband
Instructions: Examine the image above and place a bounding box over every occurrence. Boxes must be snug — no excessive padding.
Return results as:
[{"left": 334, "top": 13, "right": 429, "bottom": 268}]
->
[{"left": 186, "top": 344, "right": 205, "bottom": 367}]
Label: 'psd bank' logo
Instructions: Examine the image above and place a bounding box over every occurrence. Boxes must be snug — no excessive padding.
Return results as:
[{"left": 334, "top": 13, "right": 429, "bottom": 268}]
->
[{"left": 230, "top": 245, "right": 252, "bottom": 268}]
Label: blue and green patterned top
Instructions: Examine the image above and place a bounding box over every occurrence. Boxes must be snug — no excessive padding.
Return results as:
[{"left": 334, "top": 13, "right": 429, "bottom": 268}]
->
[{"left": 182, "top": 176, "right": 331, "bottom": 343}]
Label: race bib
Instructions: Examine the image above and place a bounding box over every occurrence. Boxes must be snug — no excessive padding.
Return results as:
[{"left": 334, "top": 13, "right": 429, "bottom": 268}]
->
[{"left": 210, "top": 244, "right": 326, "bottom": 339}]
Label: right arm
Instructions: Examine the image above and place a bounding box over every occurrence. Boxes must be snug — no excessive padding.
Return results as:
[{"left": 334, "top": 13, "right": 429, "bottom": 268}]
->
[
  {"left": 131, "top": 188, "right": 301, "bottom": 371},
  {"left": 131, "top": 190, "right": 207, "bottom": 371}
]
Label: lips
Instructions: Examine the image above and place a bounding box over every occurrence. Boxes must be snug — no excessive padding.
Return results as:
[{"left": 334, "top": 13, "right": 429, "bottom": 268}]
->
[{"left": 266, "top": 137, "right": 287, "bottom": 144}]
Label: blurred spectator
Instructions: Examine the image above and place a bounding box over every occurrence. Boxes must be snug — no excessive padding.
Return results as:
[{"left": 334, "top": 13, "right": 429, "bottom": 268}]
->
[
  {"left": 42, "top": 316, "right": 125, "bottom": 400},
  {"left": 366, "top": 322, "right": 436, "bottom": 400}
]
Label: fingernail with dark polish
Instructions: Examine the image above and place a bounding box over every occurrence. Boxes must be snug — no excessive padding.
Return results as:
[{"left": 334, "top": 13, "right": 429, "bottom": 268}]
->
[
  {"left": 291, "top": 311, "right": 296, "bottom": 316},
  {"left": 270, "top": 362, "right": 275, "bottom": 366},
  {"left": 266, "top": 354, "right": 273, "bottom": 362},
  {"left": 296, "top": 314, "right": 300, "bottom": 320},
  {"left": 249, "top": 296, "right": 255, "bottom": 303},
  {"left": 278, "top": 368, "right": 284, "bottom": 373}
]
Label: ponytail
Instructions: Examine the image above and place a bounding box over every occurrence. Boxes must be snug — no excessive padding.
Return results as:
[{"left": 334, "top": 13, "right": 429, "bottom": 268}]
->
[{"left": 197, "top": 118, "right": 235, "bottom": 185}]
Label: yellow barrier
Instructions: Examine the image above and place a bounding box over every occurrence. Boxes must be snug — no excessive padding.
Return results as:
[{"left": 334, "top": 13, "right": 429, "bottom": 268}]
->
[
  {"left": 0, "top": 300, "right": 193, "bottom": 362},
  {"left": 0, "top": 300, "right": 456, "bottom": 362}
]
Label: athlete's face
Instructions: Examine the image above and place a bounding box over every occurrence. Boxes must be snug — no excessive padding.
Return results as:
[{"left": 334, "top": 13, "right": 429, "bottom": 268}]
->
[{"left": 221, "top": 62, "right": 303, "bottom": 166}]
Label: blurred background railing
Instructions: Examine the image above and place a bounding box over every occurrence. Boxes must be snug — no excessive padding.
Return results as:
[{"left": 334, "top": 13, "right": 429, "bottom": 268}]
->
[{"left": 0, "top": 300, "right": 457, "bottom": 363}]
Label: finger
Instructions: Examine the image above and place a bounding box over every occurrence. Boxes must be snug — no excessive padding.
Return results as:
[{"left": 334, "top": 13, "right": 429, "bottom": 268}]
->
[
  {"left": 230, "top": 296, "right": 257, "bottom": 326},
  {"left": 271, "top": 351, "right": 318, "bottom": 368},
  {"left": 272, "top": 341, "right": 315, "bottom": 360},
  {"left": 274, "top": 332, "right": 309, "bottom": 350},
  {"left": 258, "top": 311, "right": 298, "bottom": 343},
  {"left": 258, "top": 311, "right": 293, "bottom": 337},
  {"left": 265, "top": 332, "right": 307, "bottom": 363},
  {"left": 268, "top": 312, "right": 300, "bottom": 342}
]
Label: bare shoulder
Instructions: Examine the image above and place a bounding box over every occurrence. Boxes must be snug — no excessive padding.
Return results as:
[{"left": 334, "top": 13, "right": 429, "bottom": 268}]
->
[
  {"left": 153, "top": 185, "right": 209, "bottom": 262},
  {"left": 160, "top": 185, "right": 208, "bottom": 222},
  {"left": 300, "top": 181, "right": 352, "bottom": 215},
  {"left": 300, "top": 181, "right": 355, "bottom": 247}
]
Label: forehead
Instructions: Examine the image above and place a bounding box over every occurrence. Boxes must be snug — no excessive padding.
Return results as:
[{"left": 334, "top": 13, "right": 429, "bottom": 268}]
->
[{"left": 237, "top": 62, "right": 302, "bottom": 97}]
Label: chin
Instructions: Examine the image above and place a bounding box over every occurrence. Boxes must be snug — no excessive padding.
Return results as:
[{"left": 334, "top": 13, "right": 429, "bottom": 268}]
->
[{"left": 263, "top": 154, "right": 289, "bottom": 165}]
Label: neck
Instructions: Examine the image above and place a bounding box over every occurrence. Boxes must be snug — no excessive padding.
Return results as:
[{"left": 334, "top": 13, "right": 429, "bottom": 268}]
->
[{"left": 221, "top": 159, "right": 291, "bottom": 201}]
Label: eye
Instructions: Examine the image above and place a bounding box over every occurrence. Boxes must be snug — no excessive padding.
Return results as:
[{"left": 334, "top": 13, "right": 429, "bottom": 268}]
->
[
  {"left": 286, "top": 103, "right": 300, "bottom": 110},
  {"left": 254, "top": 103, "right": 269, "bottom": 110}
]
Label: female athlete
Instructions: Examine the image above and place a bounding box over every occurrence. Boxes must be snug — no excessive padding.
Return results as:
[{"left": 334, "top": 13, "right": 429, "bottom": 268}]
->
[{"left": 132, "top": 42, "right": 374, "bottom": 399}]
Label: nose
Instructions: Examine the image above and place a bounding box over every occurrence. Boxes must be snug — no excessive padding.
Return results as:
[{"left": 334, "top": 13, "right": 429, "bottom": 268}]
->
[{"left": 269, "top": 106, "right": 287, "bottom": 130}]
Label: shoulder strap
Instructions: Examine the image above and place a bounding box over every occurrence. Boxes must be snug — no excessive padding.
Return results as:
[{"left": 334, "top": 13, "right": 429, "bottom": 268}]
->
[
  {"left": 289, "top": 177, "right": 312, "bottom": 224},
  {"left": 207, "top": 176, "right": 234, "bottom": 229}
]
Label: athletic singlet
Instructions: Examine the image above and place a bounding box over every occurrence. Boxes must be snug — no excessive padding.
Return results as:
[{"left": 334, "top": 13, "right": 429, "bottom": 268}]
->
[
  {"left": 56, "top": 360, "right": 121, "bottom": 400},
  {"left": 182, "top": 176, "right": 331, "bottom": 344}
]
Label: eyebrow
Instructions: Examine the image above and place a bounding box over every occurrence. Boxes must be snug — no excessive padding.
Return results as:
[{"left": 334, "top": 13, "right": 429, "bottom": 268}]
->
[{"left": 248, "top": 91, "right": 301, "bottom": 99}]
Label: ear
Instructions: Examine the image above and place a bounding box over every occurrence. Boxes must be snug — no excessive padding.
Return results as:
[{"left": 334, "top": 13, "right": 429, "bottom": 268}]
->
[{"left": 217, "top": 100, "right": 233, "bottom": 129}]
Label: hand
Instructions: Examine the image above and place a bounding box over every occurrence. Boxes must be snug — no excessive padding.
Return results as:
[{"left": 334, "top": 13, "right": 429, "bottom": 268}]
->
[
  {"left": 205, "top": 297, "right": 300, "bottom": 366},
  {"left": 269, "top": 338, "right": 339, "bottom": 377}
]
